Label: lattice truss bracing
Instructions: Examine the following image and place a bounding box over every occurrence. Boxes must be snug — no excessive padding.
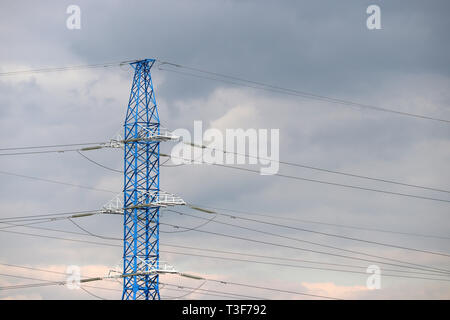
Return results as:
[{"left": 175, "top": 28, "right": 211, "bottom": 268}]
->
[{"left": 122, "top": 59, "right": 161, "bottom": 300}]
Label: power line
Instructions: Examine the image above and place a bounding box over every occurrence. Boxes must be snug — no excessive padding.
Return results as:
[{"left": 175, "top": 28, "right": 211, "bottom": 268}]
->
[
  {"left": 213, "top": 164, "right": 450, "bottom": 204},
  {"left": 178, "top": 207, "right": 450, "bottom": 257},
  {"left": 82, "top": 283, "right": 260, "bottom": 300},
  {"left": 0, "top": 170, "right": 117, "bottom": 194},
  {"left": 160, "top": 221, "right": 450, "bottom": 275},
  {"left": 0, "top": 264, "right": 265, "bottom": 299},
  {"left": 187, "top": 142, "right": 450, "bottom": 194},
  {"left": 0, "top": 218, "right": 446, "bottom": 274},
  {"left": 0, "top": 60, "right": 136, "bottom": 76},
  {"left": 0, "top": 267, "right": 337, "bottom": 300},
  {"left": 0, "top": 142, "right": 107, "bottom": 152},
  {"left": 1, "top": 205, "right": 448, "bottom": 276},
  {"left": 1, "top": 210, "right": 447, "bottom": 276},
  {"left": 162, "top": 249, "right": 450, "bottom": 282},
  {"left": 157, "top": 60, "right": 450, "bottom": 124},
  {"left": 173, "top": 274, "right": 340, "bottom": 300},
  {"left": 4, "top": 212, "right": 446, "bottom": 280},
  {"left": 3, "top": 143, "right": 449, "bottom": 204},
  {"left": 161, "top": 243, "right": 448, "bottom": 278},
  {"left": 67, "top": 218, "right": 122, "bottom": 241},
  {"left": 192, "top": 204, "right": 450, "bottom": 241},
  {"left": 0, "top": 228, "right": 120, "bottom": 248},
  {"left": 1, "top": 221, "right": 447, "bottom": 281},
  {"left": 164, "top": 210, "right": 450, "bottom": 274},
  {"left": 162, "top": 153, "right": 450, "bottom": 204},
  {"left": 0, "top": 148, "right": 82, "bottom": 156},
  {"left": 80, "top": 286, "right": 108, "bottom": 300},
  {"left": 4, "top": 138, "right": 448, "bottom": 196},
  {"left": 13, "top": 211, "right": 448, "bottom": 280},
  {"left": 4, "top": 213, "right": 446, "bottom": 280},
  {"left": 0, "top": 210, "right": 100, "bottom": 222},
  {"left": 76, "top": 151, "right": 123, "bottom": 173},
  {"left": 2, "top": 59, "right": 449, "bottom": 124},
  {"left": 160, "top": 283, "right": 263, "bottom": 300}
]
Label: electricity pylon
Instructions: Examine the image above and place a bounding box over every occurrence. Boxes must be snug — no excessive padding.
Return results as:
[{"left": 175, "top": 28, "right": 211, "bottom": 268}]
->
[{"left": 121, "top": 58, "right": 182, "bottom": 300}]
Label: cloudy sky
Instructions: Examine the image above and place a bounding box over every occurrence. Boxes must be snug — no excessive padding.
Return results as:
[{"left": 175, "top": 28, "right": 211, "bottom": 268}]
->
[{"left": 0, "top": 0, "right": 449, "bottom": 299}]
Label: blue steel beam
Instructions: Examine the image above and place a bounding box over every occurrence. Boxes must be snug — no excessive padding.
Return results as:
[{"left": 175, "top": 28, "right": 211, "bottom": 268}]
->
[{"left": 122, "top": 59, "right": 160, "bottom": 300}]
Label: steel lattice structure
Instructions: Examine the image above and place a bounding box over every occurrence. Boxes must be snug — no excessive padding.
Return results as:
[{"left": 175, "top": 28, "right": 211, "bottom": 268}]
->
[{"left": 122, "top": 59, "right": 161, "bottom": 300}]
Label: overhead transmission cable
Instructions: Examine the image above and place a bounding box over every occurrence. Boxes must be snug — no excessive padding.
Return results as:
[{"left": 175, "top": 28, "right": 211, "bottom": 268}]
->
[
  {"left": 185, "top": 142, "right": 450, "bottom": 194},
  {"left": 164, "top": 209, "right": 450, "bottom": 274},
  {"left": 2, "top": 139, "right": 449, "bottom": 202},
  {"left": 1, "top": 205, "right": 449, "bottom": 276},
  {"left": 0, "top": 170, "right": 117, "bottom": 194},
  {"left": 159, "top": 221, "right": 450, "bottom": 276},
  {"left": 161, "top": 153, "right": 450, "bottom": 204},
  {"left": 156, "top": 60, "right": 450, "bottom": 124},
  {"left": 0, "top": 60, "right": 137, "bottom": 76},
  {"left": 0, "top": 222, "right": 448, "bottom": 281},
  {"left": 0, "top": 269, "right": 339, "bottom": 300},
  {"left": 160, "top": 244, "right": 449, "bottom": 278},
  {"left": 0, "top": 215, "right": 444, "bottom": 277},
  {"left": 191, "top": 204, "right": 450, "bottom": 241},
  {"left": 1, "top": 58, "right": 449, "bottom": 123},
  {"left": 175, "top": 207, "right": 450, "bottom": 257},
  {"left": 4, "top": 211, "right": 447, "bottom": 279}
]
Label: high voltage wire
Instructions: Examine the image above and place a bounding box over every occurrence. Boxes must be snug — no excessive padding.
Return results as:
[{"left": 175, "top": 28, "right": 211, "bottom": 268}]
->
[
  {"left": 0, "top": 60, "right": 136, "bottom": 76},
  {"left": 160, "top": 221, "right": 450, "bottom": 275},
  {"left": 192, "top": 276, "right": 340, "bottom": 300},
  {"left": 156, "top": 60, "right": 450, "bottom": 124},
  {"left": 161, "top": 249, "right": 450, "bottom": 282},
  {"left": 187, "top": 142, "right": 450, "bottom": 194},
  {"left": 67, "top": 218, "right": 122, "bottom": 241},
  {"left": 76, "top": 151, "right": 123, "bottom": 173},
  {"left": 0, "top": 229, "right": 120, "bottom": 248},
  {"left": 1, "top": 202, "right": 448, "bottom": 276},
  {"left": 0, "top": 270, "right": 265, "bottom": 299},
  {"left": 0, "top": 268, "right": 338, "bottom": 300},
  {"left": 0, "top": 170, "right": 117, "bottom": 194},
  {"left": 3, "top": 206, "right": 448, "bottom": 275},
  {"left": 164, "top": 209, "right": 450, "bottom": 273},
  {"left": 3, "top": 214, "right": 447, "bottom": 279},
  {"left": 0, "top": 165, "right": 448, "bottom": 241},
  {"left": 1, "top": 58, "right": 449, "bottom": 124},
  {"left": 2, "top": 141, "right": 450, "bottom": 203},
  {"left": 0, "top": 148, "right": 83, "bottom": 156},
  {"left": 218, "top": 165, "right": 450, "bottom": 203},
  {"left": 0, "top": 209, "right": 100, "bottom": 222},
  {"left": 2, "top": 154, "right": 449, "bottom": 204},
  {"left": 80, "top": 286, "right": 108, "bottom": 300},
  {"left": 193, "top": 204, "right": 450, "bottom": 241},
  {"left": 2, "top": 139, "right": 450, "bottom": 196},
  {"left": 175, "top": 208, "right": 450, "bottom": 257},
  {"left": 0, "top": 263, "right": 265, "bottom": 299},
  {"left": 0, "top": 216, "right": 447, "bottom": 278},
  {"left": 88, "top": 283, "right": 264, "bottom": 300},
  {"left": 2, "top": 215, "right": 446, "bottom": 279},
  {"left": 0, "top": 202, "right": 448, "bottom": 275},
  {"left": 161, "top": 244, "right": 448, "bottom": 278},
  {"left": 162, "top": 153, "right": 450, "bottom": 204},
  {"left": 1, "top": 195, "right": 448, "bottom": 243},
  {"left": 0, "top": 142, "right": 107, "bottom": 152}
]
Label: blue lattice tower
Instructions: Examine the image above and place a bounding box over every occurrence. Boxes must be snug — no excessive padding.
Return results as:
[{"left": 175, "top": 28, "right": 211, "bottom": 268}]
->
[{"left": 122, "top": 59, "right": 160, "bottom": 300}]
